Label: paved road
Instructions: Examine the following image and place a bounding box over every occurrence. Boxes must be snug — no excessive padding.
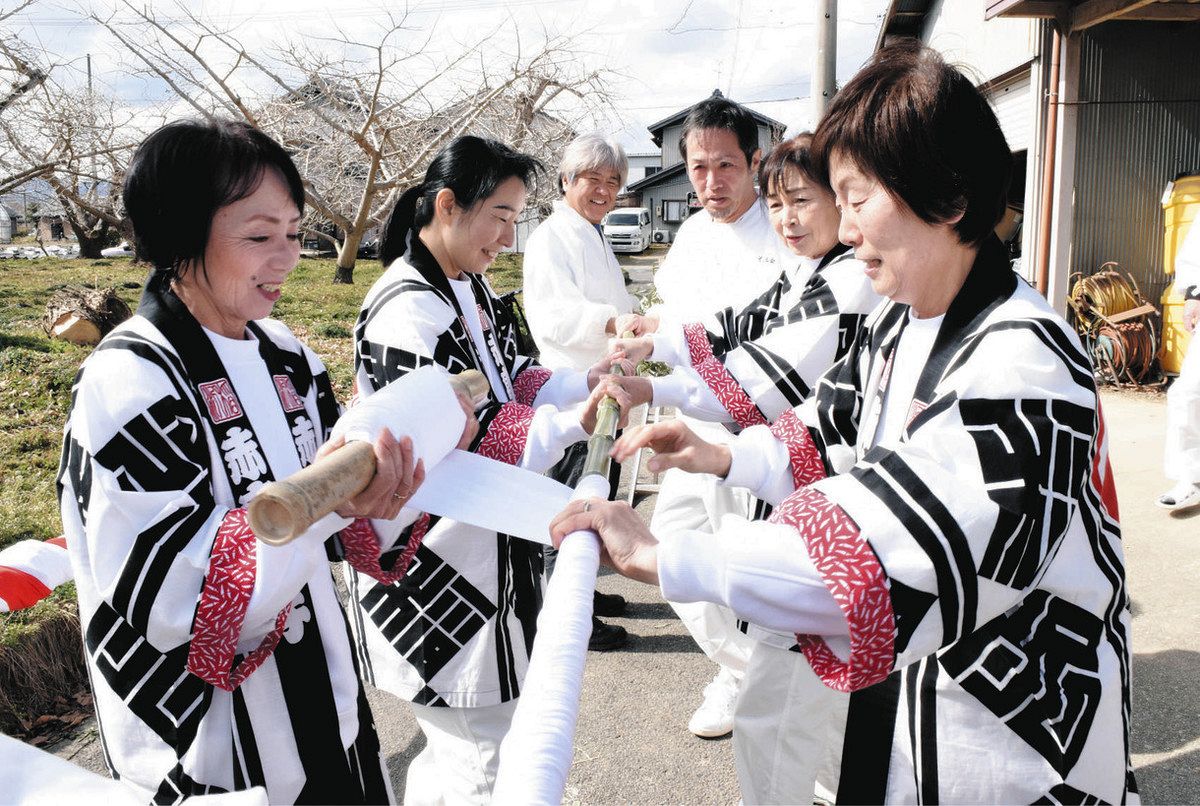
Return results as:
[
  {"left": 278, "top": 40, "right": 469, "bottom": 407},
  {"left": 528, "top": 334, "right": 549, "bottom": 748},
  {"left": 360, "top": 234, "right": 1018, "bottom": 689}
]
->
[{"left": 45, "top": 246, "right": 1200, "bottom": 802}]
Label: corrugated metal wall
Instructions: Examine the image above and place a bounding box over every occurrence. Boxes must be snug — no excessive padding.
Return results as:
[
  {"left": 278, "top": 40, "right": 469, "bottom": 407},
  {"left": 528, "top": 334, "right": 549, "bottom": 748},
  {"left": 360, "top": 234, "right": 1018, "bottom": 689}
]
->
[{"left": 1072, "top": 21, "right": 1200, "bottom": 303}]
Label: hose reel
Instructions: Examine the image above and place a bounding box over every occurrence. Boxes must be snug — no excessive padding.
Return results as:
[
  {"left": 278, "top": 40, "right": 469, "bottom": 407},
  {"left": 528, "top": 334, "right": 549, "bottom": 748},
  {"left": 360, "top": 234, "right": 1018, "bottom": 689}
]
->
[{"left": 1066, "top": 262, "right": 1159, "bottom": 386}]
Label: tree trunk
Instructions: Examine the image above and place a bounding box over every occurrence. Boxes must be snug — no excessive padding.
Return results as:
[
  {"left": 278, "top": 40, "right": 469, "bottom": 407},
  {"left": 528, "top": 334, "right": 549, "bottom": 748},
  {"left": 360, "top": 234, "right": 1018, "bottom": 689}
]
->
[
  {"left": 332, "top": 229, "right": 364, "bottom": 284},
  {"left": 75, "top": 229, "right": 109, "bottom": 259},
  {"left": 62, "top": 204, "right": 111, "bottom": 258}
]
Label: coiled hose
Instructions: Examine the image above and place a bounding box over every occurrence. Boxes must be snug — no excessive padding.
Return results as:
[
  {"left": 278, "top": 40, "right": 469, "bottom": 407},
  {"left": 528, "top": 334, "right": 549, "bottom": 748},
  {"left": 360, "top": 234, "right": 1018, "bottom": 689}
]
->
[{"left": 1066, "top": 262, "right": 1158, "bottom": 385}]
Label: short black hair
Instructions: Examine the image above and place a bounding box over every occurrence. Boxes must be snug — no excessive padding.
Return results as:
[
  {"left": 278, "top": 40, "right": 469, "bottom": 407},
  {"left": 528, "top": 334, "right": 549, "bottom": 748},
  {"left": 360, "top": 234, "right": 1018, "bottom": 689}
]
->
[
  {"left": 380, "top": 135, "right": 543, "bottom": 266},
  {"left": 679, "top": 95, "right": 760, "bottom": 167},
  {"left": 123, "top": 118, "right": 306, "bottom": 278},
  {"left": 811, "top": 43, "right": 1011, "bottom": 246}
]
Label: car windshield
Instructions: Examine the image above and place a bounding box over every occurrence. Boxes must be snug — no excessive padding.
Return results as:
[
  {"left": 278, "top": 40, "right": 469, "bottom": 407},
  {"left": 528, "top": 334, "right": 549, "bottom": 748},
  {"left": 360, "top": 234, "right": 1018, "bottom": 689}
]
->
[{"left": 606, "top": 213, "right": 639, "bottom": 226}]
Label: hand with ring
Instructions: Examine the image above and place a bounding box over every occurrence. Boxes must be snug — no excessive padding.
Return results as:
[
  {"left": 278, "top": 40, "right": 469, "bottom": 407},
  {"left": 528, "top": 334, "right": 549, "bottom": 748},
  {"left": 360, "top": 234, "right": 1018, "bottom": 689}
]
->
[
  {"left": 549, "top": 498, "right": 659, "bottom": 586},
  {"left": 315, "top": 428, "right": 426, "bottom": 521}
]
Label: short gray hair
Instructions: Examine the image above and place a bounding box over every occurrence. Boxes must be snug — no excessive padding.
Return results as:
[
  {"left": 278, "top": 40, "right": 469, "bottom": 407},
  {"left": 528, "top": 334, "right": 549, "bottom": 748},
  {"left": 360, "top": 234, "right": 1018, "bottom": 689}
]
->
[{"left": 559, "top": 133, "right": 628, "bottom": 192}]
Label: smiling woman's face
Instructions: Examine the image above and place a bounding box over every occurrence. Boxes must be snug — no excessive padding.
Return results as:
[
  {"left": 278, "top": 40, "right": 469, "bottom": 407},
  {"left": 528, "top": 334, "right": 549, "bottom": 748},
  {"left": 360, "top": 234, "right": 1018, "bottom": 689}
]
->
[
  {"left": 441, "top": 175, "right": 528, "bottom": 277},
  {"left": 765, "top": 164, "right": 842, "bottom": 260},
  {"left": 176, "top": 168, "right": 301, "bottom": 338}
]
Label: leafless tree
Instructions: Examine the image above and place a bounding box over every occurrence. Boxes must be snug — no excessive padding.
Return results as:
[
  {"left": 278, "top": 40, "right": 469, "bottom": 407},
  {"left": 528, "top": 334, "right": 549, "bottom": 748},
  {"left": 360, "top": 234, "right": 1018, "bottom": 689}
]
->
[
  {"left": 0, "top": 1, "right": 148, "bottom": 253},
  {"left": 91, "top": 1, "right": 614, "bottom": 282},
  {"left": 0, "top": 69, "right": 144, "bottom": 254}
]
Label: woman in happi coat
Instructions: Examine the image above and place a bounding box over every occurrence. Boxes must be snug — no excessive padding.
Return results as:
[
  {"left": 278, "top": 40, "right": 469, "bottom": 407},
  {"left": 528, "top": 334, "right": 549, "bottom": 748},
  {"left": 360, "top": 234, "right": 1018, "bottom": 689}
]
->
[
  {"left": 349, "top": 135, "right": 631, "bottom": 805},
  {"left": 614, "top": 133, "right": 882, "bottom": 444},
  {"left": 607, "top": 134, "right": 883, "bottom": 801},
  {"left": 58, "top": 119, "right": 431, "bottom": 803},
  {"left": 555, "top": 43, "right": 1135, "bottom": 804}
]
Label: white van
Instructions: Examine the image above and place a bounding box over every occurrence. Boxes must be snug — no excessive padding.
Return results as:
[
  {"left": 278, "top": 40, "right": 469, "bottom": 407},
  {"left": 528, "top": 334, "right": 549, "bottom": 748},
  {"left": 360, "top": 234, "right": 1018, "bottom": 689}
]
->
[{"left": 602, "top": 207, "right": 652, "bottom": 254}]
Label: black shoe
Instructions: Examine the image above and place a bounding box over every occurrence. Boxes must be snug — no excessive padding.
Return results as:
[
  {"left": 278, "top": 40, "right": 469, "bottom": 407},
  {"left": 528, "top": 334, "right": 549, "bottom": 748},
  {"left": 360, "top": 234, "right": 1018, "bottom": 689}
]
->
[
  {"left": 588, "top": 617, "right": 628, "bottom": 651},
  {"left": 593, "top": 590, "right": 627, "bottom": 617}
]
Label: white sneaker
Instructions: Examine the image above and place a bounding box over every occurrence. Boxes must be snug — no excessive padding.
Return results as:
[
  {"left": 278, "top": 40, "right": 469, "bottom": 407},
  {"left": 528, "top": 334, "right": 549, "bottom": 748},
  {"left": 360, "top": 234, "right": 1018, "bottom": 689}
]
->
[
  {"left": 1156, "top": 481, "right": 1200, "bottom": 511},
  {"left": 688, "top": 667, "right": 740, "bottom": 738}
]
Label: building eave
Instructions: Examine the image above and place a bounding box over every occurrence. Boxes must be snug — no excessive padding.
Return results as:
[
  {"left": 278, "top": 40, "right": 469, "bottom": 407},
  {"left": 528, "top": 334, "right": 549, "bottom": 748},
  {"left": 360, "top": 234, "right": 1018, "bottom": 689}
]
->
[
  {"left": 875, "top": 0, "right": 936, "bottom": 51},
  {"left": 986, "top": 1, "right": 1200, "bottom": 32},
  {"left": 625, "top": 162, "right": 687, "bottom": 193}
]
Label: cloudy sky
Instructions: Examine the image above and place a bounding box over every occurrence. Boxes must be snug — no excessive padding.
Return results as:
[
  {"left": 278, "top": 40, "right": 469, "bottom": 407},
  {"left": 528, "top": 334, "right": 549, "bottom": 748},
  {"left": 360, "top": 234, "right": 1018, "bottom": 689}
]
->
[{"left": 11, "top": 0, "right": 890, "bottom": 150}]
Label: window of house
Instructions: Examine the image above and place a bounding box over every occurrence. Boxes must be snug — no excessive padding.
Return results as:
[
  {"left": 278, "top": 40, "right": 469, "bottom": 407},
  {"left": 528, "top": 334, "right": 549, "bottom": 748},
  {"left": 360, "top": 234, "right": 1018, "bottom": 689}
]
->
[{"left": 663, "top": 199, "right": 687, "bottom": 223}]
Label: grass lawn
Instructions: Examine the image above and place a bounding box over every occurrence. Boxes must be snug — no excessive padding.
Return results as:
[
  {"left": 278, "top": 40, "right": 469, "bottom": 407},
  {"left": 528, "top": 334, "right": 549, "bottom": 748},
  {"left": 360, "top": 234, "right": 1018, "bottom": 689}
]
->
[{"left": 0, "top": 252, "right": 524, "bottom": 647}]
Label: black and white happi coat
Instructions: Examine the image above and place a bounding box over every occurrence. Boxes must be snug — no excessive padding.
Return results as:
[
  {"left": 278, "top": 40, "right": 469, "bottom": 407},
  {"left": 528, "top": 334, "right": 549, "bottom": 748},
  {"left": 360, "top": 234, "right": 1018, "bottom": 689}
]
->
[
  {"left": 58, "top": 276, "right": 399, "bottom": 804},
  {"left": 650, "top": 244, "right": 881, "bottom": 648},
  {"left": 719, "top": 237, "right": 1135, "bottom": 803},
  {"left": 651, "top": 243, "right": 882, "bottom": 430},
  {"left": 351, "top": 237, "right": 589, "bottom": 708}
]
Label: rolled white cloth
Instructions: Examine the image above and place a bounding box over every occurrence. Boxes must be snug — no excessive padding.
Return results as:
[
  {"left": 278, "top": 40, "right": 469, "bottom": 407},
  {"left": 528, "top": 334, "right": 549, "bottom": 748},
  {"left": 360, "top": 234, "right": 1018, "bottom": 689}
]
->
[
  {"left": 332, "top": 365, "right": 465, "bottom": 467},
  {"left": 492, "top": 471, "right": 609, "bottom": 805}
]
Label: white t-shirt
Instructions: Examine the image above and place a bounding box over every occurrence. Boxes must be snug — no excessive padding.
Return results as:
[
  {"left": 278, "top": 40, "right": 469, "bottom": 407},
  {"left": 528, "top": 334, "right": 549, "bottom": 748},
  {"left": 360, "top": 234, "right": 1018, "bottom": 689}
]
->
[
  {"left": 653, "top": 197, "right": 797, "bottom": 322},
  {"left": 872, "top": 312, "right": 945, "bottom": 449}
]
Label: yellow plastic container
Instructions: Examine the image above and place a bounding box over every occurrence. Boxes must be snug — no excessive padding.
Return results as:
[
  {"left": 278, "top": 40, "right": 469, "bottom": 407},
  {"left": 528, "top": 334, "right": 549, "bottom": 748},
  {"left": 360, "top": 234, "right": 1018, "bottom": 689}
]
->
[
  {"left": 1159, "top": 175, "right": 1200, "bottom": 375},
  {"left": 1161, "top": 286, "right": 1192, "bottom": 375}
]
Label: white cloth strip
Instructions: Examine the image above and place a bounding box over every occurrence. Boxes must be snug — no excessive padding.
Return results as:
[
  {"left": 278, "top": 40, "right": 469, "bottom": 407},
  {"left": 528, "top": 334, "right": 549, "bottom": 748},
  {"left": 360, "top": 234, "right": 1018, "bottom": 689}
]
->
[
  {"left": 407, "top": 450, "right": 572, "bottom": 546},
  {"left": 492, "top": 471, "right": 609, "bottom": 805},
  {"left": 332, "top": 364, "right": 465, "bottom": 466}
]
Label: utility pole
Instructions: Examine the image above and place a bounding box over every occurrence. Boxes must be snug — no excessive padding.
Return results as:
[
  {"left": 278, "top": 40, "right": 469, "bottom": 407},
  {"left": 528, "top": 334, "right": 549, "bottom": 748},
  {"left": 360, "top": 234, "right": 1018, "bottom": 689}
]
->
[{"left": 813, "top": 0, "right": 837, "bottom": 125}]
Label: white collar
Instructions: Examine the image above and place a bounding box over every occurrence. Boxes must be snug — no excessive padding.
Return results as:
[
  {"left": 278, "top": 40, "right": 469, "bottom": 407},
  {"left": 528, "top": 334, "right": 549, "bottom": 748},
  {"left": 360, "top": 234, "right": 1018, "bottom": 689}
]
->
[{"left": 553, "top": 199, "right": 604, "bottom": 233}]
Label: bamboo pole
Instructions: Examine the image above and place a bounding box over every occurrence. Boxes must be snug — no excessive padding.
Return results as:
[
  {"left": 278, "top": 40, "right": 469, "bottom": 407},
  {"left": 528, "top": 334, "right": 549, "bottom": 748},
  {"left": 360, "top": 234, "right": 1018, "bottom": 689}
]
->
[
  {"left": 248, "top": 370, "right": 489, "bottom": 545},
  {"left": 580, "top": 342, "right": 632, "bottom": 479}
]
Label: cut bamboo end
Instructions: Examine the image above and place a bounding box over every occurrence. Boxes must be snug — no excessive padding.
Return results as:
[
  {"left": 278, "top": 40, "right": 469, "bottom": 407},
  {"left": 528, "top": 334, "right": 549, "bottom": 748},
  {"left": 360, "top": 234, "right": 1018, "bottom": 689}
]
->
[{"left": 449, "top": 369, "right": 489, "bottom": 407}]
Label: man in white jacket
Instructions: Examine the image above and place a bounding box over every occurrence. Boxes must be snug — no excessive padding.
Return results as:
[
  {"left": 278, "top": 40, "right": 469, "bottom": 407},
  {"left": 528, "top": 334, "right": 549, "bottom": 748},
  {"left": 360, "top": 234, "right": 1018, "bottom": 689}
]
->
[
  {"left": 1159, "top": 219, "right": 1200, "bottom": 510},
  {"left": 524, "top": 133, "right": 637, "bottom": 371},
  {"left": 523, "top": 133, "right": 638, "bottom": 649},
  {"left": 647, "top": 95, "right": 798, "bottom": 739}
]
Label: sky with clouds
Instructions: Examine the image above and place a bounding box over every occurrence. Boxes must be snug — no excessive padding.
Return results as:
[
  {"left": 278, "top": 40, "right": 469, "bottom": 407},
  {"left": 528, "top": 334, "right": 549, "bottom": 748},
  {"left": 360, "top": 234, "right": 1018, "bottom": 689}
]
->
[{"left": 10, "top": 0, "right": 891, "bottom": 151}]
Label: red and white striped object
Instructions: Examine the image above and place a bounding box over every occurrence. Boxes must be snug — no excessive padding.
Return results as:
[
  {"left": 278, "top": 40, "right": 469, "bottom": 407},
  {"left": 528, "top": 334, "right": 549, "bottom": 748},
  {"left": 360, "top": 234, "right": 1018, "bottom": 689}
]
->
[{"left": 0, "top": 537, "right": 71, "bottom": 612}]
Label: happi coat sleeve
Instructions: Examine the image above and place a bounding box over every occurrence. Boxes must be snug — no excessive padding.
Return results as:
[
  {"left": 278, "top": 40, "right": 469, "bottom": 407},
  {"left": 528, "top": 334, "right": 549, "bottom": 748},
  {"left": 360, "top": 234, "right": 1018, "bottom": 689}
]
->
[
  {"left": 651, "top": 248, "right": 883, "bottom": 428},
  {"left": 696, "top": 242, "right": 1135, "bottom": 803}
]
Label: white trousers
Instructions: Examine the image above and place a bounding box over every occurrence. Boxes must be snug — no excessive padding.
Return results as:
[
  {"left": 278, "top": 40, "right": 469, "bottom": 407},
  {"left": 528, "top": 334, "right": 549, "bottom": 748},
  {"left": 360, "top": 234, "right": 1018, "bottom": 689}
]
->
[
  {"left": 404, "top": 699, "right": 518, "bottom": 806},
  {"left": 733, "top": 641, "right": 849, "bottom": 805},
  {"left": 1166, "top": 338, "right": 1200, "bottom": 485},
  {"left": 651, "top": 461, "right": 757, "bottom": 678}
]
